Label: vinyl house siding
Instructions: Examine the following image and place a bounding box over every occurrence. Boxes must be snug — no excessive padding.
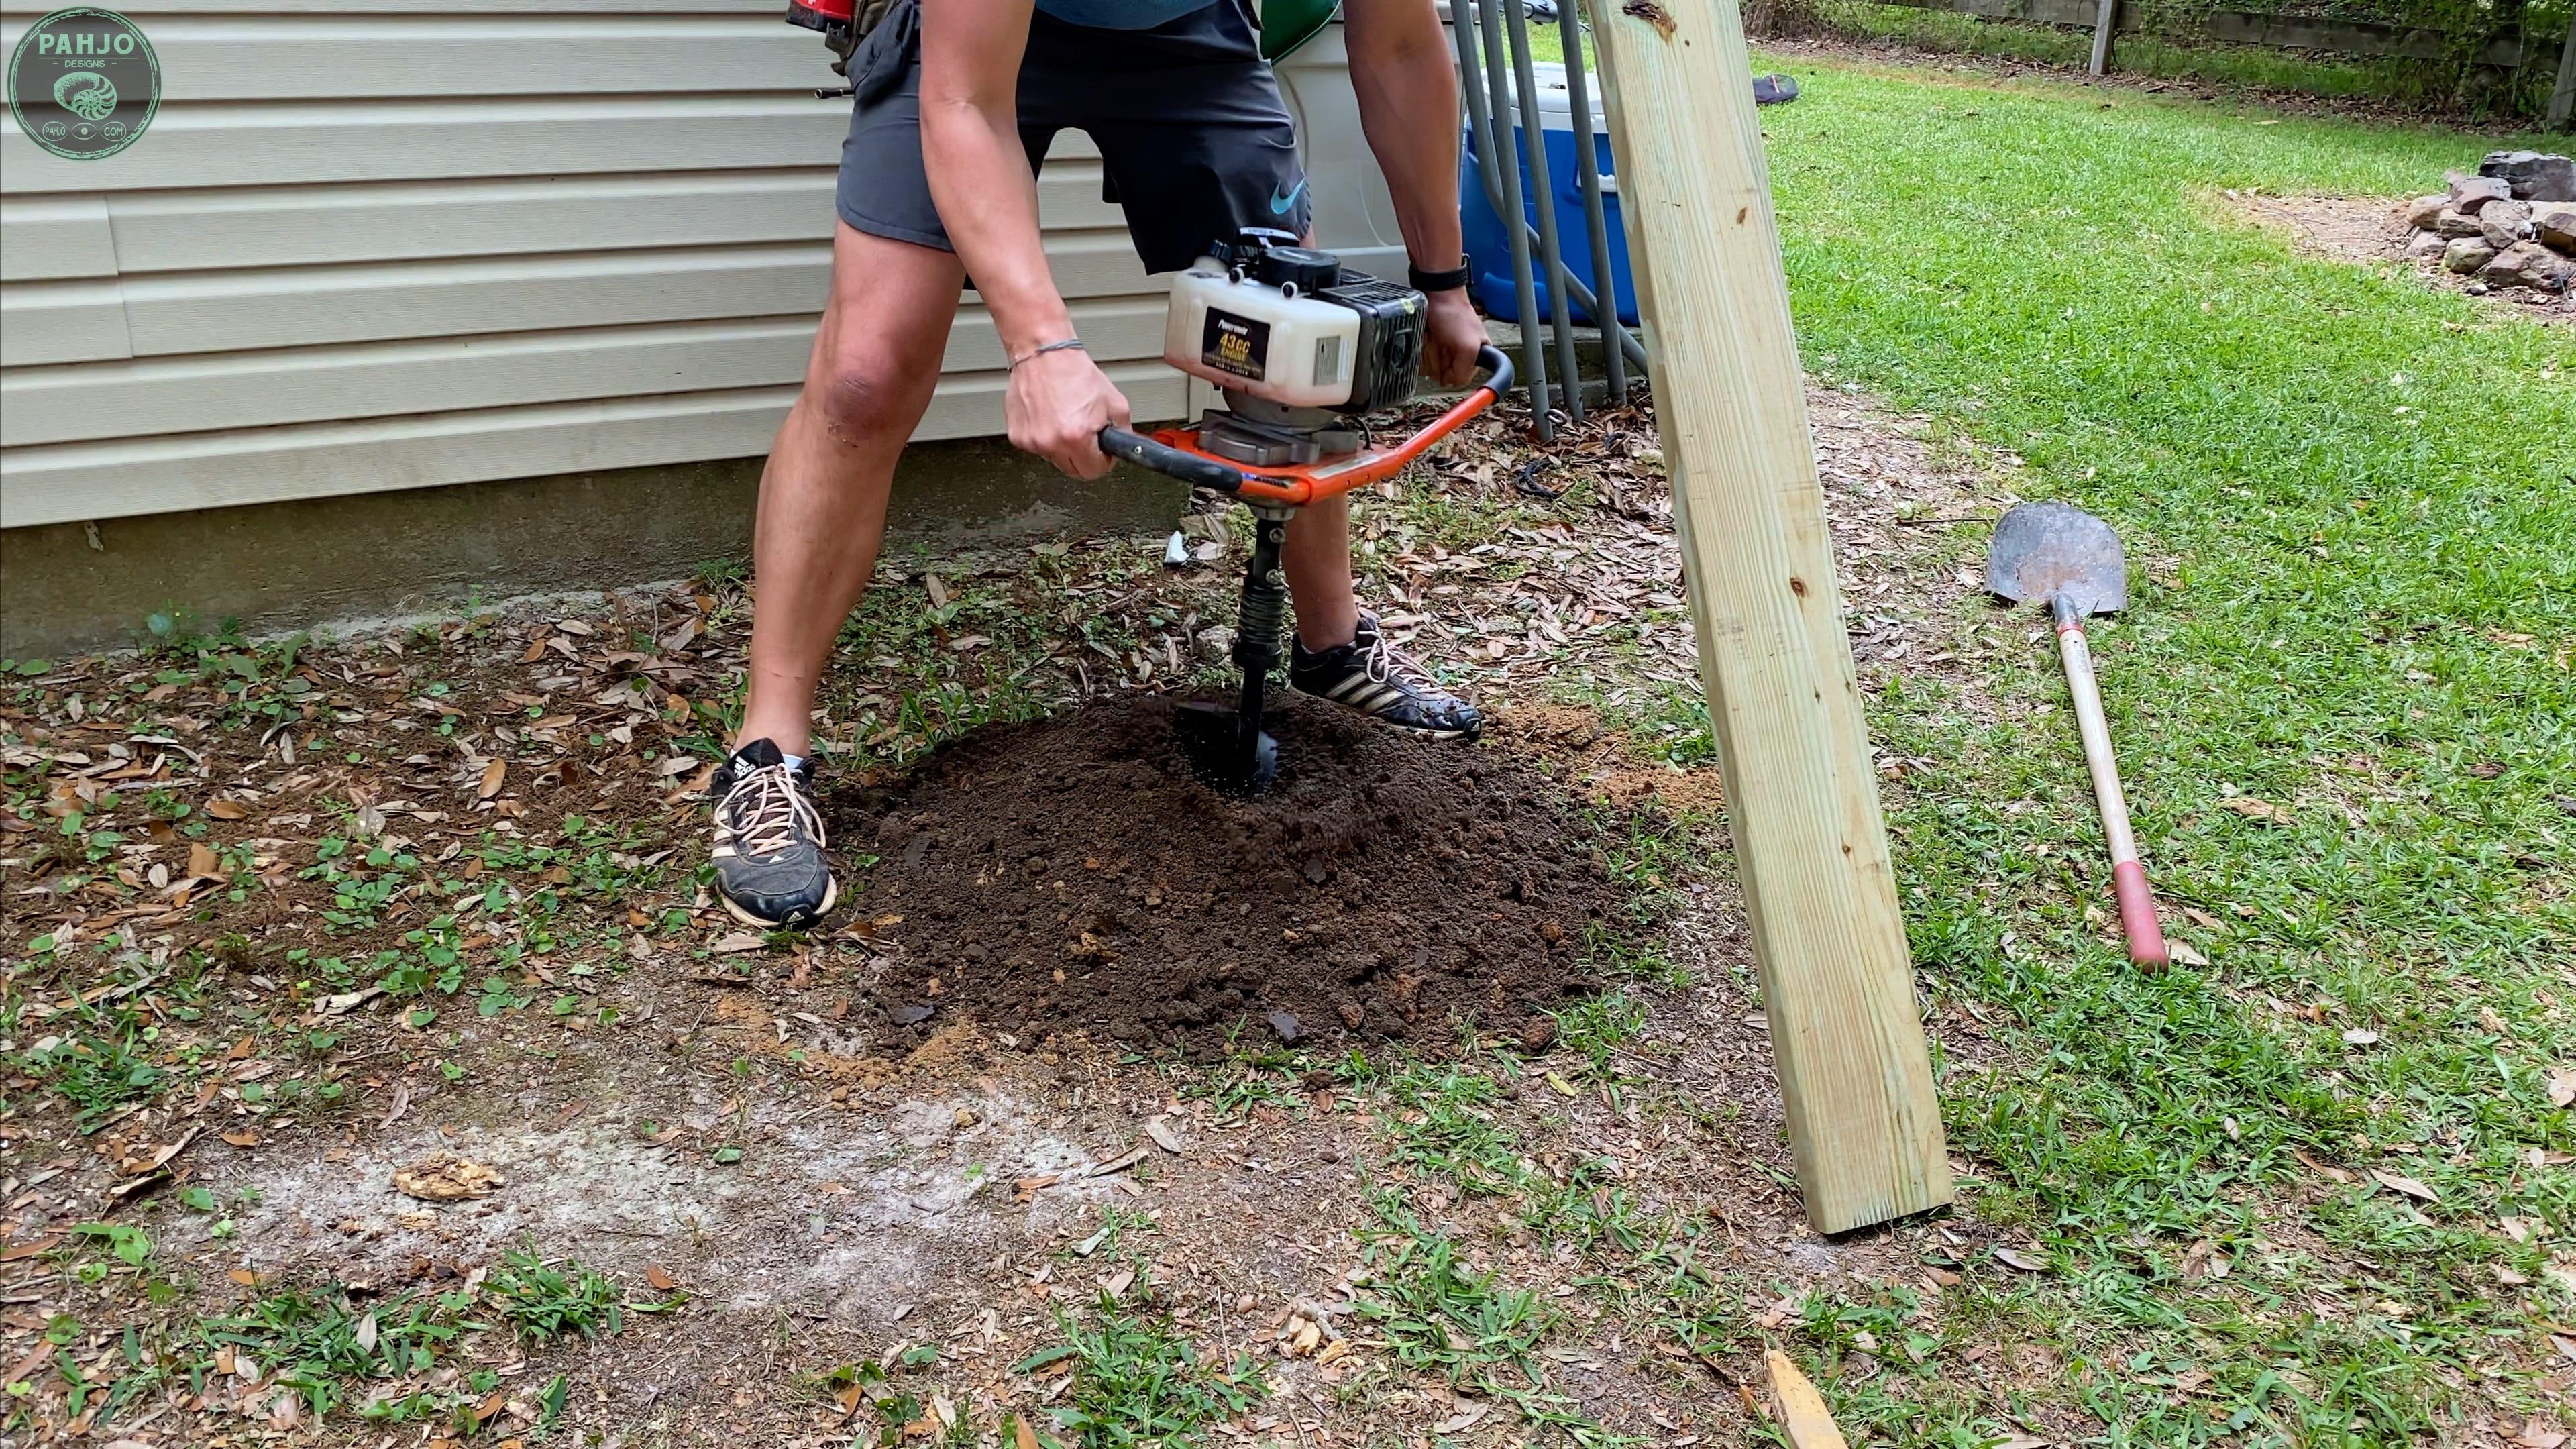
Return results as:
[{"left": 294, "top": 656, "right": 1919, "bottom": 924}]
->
[{"left": 0, "top": 2, "right": 1403, "bottom": 531}]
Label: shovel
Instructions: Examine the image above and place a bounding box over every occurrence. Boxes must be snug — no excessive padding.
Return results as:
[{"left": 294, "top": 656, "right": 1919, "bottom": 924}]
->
[{"left": 1986, "top": 503, "right": 2170, "bottom": 970}]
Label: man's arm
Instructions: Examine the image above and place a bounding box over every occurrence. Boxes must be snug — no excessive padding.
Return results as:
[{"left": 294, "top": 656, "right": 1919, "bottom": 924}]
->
[
  {"left": 1342, "top": 0, "right": 1487, "bottom": 386},
  {"left": 919, "top": 0, "right": 1128, "bottom": 477}
]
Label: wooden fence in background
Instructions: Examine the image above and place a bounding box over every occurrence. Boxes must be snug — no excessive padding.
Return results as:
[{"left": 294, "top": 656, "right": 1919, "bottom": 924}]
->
[{"left": 1874, "top": 0, "right": 2576, "bottom": 127}]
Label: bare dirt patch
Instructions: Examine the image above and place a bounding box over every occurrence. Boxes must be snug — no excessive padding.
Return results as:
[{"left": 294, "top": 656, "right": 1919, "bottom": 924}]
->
[
  {"left": 2229, "top": 189, "right": 2576, "bottom": 323},
  {"left": 3, "top": 382, "right": 2035, "bottom": 1448},
  {"left": 832, "top": 694, "right": 1630, "bottom": 1056},
  {"left": 2234, "top": 191, "right": 2409, "bottom": 263}
]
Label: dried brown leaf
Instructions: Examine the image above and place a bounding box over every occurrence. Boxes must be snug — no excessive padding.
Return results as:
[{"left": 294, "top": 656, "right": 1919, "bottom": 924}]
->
[
  {"left": 2371, "top": 1169, "right": 2437, "bottom": 1203},
  {"left": 394, "top": 1153, "right": 505, "bottom": 1202},
  {"left": 1433, "top": 1400, "right": 1491, "bottom": 1435},
  {"left": 1087, "top": 1146, "right": 1148, "bottom": 1177},
  {"left": 2220, "top": 796, "right": 2289, "bottom": 824}
]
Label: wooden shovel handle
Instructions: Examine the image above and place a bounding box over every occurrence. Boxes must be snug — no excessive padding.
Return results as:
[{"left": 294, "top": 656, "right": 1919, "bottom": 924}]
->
[{"left": 2055, "top": 612, "right": 2169, "bottom": 970}]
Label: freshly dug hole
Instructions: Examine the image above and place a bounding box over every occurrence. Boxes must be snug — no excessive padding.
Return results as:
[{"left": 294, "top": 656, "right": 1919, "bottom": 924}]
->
[{"left": 826, "top": 695, "right": 1652, "bottom": 1055}]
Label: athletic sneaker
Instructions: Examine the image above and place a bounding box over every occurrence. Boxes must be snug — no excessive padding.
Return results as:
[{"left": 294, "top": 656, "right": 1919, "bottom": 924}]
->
[
  {"left": 1288, "top": 613, "right": 1483, "bottom": 740},
  {"left": 708, "top": 739, "right": 836, "bottom": 928}
]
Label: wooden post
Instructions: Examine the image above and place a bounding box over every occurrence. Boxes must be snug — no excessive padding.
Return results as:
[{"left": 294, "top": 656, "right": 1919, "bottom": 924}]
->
[
  {"left": 2090, "top": 0, "right": 2121, "bottom": 76},
  {"left": 2550, "top": 10, "right": 2575, "bottom": 131},
  {"left": 1580, "top": 0, "right": 1952, "bottom": 1234}
]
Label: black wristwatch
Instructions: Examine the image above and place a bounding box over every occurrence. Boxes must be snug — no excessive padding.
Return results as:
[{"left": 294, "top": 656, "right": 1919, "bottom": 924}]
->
[{"left": 1408, "top": 260, "right": 1473, "bottom": 294}]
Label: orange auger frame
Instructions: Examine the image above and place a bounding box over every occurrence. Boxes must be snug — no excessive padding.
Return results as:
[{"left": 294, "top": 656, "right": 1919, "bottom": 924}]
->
[
  {"left": 1097, "top": 345, "right": 1513, "bottom": 507},
  {"left": 1159, "top": 377, "right": 1505, "bottom": 505}
]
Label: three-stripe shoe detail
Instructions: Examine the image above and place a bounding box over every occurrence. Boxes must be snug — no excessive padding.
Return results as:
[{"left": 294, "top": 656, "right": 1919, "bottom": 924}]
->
[{"left": 1287, "top": 613, "right": 1482, "bottom": 740}]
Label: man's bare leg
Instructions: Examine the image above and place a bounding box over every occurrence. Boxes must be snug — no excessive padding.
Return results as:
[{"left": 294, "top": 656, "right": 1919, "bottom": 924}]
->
[
  {"left": 739, "top": 224, "right": 969, "bottom": 757},
  {"left": 1261, "top": 222, "right": 1478, "bottom": 736},
  {"left": 1276, "top": 492, "right": 1481, "bottom": 739},
  {"left": 1282, "top": 497, "right": 1360, "bottom": 653},
  {"left": 709, "top": 225, "right": 964, "bottom": 927}
]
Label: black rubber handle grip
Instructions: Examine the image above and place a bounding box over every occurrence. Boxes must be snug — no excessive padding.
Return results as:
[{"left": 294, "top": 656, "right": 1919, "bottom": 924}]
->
[
  {"left": 1476, "top": 343, "right": 1513, "bottom": 397},
  {"left": 1099, "top": 427, "right": 1243, "bottom": 493}
]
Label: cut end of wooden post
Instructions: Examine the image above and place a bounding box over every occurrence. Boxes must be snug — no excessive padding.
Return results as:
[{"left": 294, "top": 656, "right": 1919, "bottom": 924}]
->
[{"left": 1764, "top": 1350, "right": 1851, "bottom": 1449}]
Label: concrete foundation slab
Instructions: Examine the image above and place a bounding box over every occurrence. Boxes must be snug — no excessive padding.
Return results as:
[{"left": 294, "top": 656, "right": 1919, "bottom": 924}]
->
[{"left": 1, "top": 441, "right": 1187, "bottom": 657}]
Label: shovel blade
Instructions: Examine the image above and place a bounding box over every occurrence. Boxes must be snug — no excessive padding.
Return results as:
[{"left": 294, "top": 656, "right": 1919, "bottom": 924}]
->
[
  {"left": 1986, "top": 502, "right": 2129, "bottom": 616},
  {"left": 1175, "top": 700, "right": 1278, "bottom": 797}
]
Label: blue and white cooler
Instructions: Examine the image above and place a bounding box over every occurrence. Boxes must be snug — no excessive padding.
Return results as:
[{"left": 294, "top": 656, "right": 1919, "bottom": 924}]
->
[{"left": 1458, "top": 61, "right": 1640, "bottom": 328}]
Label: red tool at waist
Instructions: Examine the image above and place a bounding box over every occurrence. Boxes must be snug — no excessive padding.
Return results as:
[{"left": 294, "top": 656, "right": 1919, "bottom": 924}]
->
[{"left": 783, "top": 0, "right": 860, "bottom": 75}]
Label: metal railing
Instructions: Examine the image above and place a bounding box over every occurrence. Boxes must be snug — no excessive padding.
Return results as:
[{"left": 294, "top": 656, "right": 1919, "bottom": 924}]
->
[{"left": 1452, "top": 1, "right": 1645, "bottom": 441}]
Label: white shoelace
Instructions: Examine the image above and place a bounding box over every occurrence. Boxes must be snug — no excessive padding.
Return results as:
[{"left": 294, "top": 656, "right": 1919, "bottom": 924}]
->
[
  {"left": 720, "top": 763, "right": 825, "bottom": 857},
  {"left": 1359, "top": 631, "right": 1431, "bottom": 692}
]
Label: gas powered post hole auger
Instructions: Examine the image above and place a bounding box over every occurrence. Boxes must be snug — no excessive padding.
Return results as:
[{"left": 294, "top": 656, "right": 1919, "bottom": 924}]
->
[
  {"left": 1099, "top": 230, "right": 1513, "bottom": 797},
  {"left": 774, "top": 12, "right": 1509, "bottom": 796}
]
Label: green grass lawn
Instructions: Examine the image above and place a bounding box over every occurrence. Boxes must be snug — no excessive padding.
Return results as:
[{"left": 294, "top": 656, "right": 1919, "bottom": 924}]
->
[
  {"left": 16, "top": 42, "right": 2573, "bottom": 1449},
  {"left": 1741, "top": 58, "right": 2574, "bottom": 1443}
]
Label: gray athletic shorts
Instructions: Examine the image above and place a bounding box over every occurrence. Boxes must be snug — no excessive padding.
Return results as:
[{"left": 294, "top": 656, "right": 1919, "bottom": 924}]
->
[{"left": 835, "top": 0, "right": 1312, "bottom": 274}]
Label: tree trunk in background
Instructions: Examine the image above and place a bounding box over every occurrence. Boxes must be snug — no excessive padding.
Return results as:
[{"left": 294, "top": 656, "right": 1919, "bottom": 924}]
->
[{"left": 2551, "top": 7, "right": 2576, "bottom": 128}]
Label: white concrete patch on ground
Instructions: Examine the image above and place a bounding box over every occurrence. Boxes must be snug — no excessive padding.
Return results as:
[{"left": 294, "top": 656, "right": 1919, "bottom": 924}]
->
[{"left": 195, "top": 1084, "right": 1124, "bottom": 1330}]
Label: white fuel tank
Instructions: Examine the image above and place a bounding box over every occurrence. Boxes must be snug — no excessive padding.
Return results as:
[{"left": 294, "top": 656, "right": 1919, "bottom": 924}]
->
[{"left": 1162, "top": 264, "right": 1361, "bottom": 409}]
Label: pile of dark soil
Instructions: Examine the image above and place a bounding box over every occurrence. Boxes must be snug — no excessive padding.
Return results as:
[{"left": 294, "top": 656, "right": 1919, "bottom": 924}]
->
[{"left": 825, "top": 696, "right": 1644, "bottom": 1055}]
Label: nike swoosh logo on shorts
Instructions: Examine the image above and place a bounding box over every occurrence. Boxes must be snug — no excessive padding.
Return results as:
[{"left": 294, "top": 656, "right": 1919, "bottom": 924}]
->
[{"left": 1269, "top": 179, "right": 1307, "bottom": 215}]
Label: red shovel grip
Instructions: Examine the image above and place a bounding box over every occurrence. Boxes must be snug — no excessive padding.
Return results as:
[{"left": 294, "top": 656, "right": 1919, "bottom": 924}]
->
[{"left": 2112, "top": 859, "right": 2168, "bottom": 971}]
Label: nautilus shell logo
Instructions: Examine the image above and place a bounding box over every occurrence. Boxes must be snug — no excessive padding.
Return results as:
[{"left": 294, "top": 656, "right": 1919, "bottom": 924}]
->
[
  {"left": 55, "top": 70, "right": 117, "bottom": 120},
  {"left": 9, "top": 7, "right": 159, "bottom": 160}
]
